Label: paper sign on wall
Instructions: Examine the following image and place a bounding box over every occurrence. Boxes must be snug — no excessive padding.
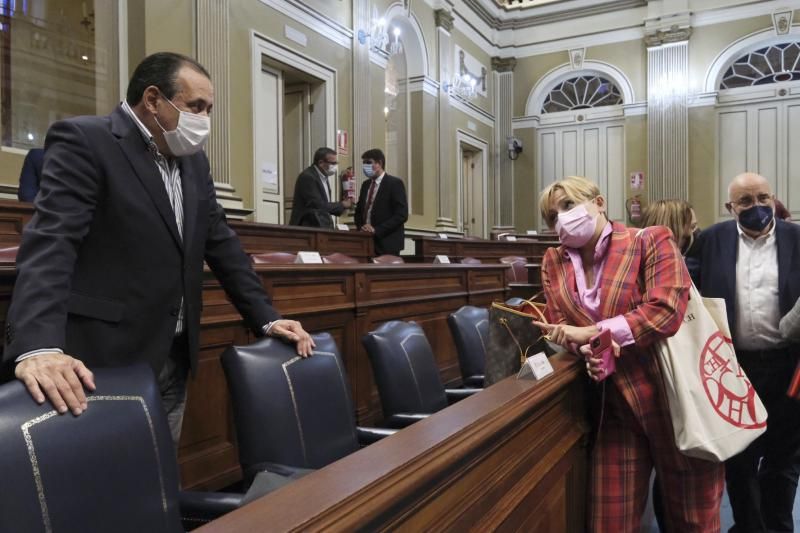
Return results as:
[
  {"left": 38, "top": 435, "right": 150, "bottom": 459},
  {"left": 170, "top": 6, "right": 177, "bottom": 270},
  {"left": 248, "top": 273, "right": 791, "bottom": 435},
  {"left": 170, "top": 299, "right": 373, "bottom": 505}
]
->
[
  {"left": 261, "top": 162, "right": 279, "bottom": 193},
  {"left": 630, "top": 171, "right": 645, "bottom": 190}
]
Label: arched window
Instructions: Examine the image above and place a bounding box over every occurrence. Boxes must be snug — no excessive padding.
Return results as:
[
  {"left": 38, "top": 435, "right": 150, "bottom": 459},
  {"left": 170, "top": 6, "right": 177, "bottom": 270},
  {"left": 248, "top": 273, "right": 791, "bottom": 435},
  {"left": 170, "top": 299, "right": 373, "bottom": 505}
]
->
[
  {"left": 720, "top": 42, "right": 800, "bottom": 89},
  {"left": 541, "top": 75, "right": 623, "bottom": 114}
]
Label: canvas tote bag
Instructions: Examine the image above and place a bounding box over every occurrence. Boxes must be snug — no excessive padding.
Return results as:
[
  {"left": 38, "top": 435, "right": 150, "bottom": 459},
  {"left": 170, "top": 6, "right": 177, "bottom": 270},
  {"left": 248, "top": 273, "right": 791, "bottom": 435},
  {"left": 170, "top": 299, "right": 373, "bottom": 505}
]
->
[{"left": 656, "top": 281, "right": 768, "bottom": 462}]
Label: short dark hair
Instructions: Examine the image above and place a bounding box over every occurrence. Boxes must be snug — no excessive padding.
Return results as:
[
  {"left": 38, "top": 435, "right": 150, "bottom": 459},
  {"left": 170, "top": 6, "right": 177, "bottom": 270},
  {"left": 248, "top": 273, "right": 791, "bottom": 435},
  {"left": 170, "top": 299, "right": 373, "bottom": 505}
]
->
[
  {"left": 361, "top": 148, "right": 385, "bottom": 169},
  {"left": 313, "top": 147, "right": 337, "bottom": 166},
  {"left": 126, "top": 52, "right": 211, "bottom": 106}
]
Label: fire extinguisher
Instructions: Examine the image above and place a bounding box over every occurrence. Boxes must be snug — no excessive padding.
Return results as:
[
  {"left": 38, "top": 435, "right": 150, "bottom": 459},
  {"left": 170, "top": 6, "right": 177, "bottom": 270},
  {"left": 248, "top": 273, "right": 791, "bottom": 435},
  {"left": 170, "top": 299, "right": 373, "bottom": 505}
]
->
[
  {"left": 626, "top": 195, "right": 642, "bottom": 225},
  {"left": 340, "top": 166, "right": 355, "bottom": 202}
]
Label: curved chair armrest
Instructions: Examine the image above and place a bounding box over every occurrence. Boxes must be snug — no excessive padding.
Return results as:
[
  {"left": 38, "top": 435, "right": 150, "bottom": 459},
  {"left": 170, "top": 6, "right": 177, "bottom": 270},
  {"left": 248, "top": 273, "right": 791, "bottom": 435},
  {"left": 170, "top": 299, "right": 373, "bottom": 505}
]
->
[
  {"left": 179, "top": 490, "right": 244, "bottom": 530},
  {"left": 445, "top": 388, "right": 481, "bottom": 403},
  {"left": 356, "top": 426, "right": 398, "bottom": 445},
  {"left": 385, "top": 412, "right": 431, "bottom": 428},
  {"left": 463, "top": 375, "right": 485, "bottom": 388}
]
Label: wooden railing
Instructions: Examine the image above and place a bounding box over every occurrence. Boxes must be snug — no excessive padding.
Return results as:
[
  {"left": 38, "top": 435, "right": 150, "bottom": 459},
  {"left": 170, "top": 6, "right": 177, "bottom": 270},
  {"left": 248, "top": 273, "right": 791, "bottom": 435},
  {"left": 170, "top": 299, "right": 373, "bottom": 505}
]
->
[{"left": 198, "top": 353, "right": 589, "bottom": 532}]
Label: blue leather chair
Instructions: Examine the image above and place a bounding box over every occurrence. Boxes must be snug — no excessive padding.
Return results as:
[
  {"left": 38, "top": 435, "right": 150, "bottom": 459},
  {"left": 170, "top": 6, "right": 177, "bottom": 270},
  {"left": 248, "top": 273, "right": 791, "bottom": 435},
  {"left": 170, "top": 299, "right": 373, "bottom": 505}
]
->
[
  {"left": 362, "top": 321, "right": 480, "bottom": 428},
  {"left": 447, "top": 305, "right": 488, "bottom": 387},
  {"left": 221, "top": 333, "right": 393, "bottom": 486},
  {"left": 0, "top": 363, "right": 238, "bottom": 533}
]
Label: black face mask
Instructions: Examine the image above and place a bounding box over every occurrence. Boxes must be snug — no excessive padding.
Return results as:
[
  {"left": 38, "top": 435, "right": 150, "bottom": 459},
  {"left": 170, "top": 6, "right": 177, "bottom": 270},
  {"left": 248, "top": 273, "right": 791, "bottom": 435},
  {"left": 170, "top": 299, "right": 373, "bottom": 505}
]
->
[{"left": 737, "top": 205, "right": 774, "bottom": 232}]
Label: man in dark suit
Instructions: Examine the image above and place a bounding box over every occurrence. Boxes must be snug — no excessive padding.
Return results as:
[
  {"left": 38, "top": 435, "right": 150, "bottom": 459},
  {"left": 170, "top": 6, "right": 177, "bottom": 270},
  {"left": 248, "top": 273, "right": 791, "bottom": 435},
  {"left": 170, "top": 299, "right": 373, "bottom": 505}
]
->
[
  {"left": 17, "top": 147, "right": 44, "bottom": 202},
  {"left": 688, "top": 172, "right": 800, "bottom": 533},
  {"left": 353, "top": 148, "right": 408, "bottom": 256},
  {"left": 4, "top": 52, "right": 313, "bottom": 444},
  {"left": 289, "top": 147, "right": 352, "bottom": 228}
]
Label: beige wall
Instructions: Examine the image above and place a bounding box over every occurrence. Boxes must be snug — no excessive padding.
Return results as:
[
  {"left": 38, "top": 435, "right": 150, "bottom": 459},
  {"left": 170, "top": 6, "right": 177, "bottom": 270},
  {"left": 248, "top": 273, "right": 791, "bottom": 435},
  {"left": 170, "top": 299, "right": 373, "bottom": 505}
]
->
[{"left": 1, "top": 1, "right": 797, "bottom": 234}]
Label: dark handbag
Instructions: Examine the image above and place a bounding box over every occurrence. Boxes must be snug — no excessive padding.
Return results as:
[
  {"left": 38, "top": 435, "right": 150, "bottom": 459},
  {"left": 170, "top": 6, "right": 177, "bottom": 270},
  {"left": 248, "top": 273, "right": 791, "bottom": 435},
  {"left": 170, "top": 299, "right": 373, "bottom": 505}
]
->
[{"left": 485, "top": 297, "right": 552, "bottom": 386}]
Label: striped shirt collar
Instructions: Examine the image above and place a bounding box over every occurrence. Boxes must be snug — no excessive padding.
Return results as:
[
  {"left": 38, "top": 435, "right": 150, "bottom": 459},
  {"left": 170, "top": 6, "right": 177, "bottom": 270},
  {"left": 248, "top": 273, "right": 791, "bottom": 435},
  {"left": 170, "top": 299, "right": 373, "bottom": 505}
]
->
[{"left": 120, "top": 100, "right": 172, "bottom": 161}]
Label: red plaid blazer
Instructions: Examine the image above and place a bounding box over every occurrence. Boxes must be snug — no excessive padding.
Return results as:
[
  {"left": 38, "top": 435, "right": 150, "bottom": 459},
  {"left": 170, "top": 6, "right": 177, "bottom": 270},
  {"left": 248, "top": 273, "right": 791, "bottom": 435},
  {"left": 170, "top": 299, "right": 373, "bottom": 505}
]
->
[{"left": 541, "top": 222, "right": 690, "bottom": 408}]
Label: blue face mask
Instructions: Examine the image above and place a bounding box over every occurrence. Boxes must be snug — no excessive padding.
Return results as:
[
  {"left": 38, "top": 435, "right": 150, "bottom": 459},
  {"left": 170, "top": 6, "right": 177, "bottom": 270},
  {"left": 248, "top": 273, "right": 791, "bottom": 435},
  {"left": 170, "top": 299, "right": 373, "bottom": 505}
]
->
[
  {"left": 362, "top": 163, "right": 375, "bottom": 178},
  {"left": 737, "top": 204, "right": 774, "bottom": 232}
]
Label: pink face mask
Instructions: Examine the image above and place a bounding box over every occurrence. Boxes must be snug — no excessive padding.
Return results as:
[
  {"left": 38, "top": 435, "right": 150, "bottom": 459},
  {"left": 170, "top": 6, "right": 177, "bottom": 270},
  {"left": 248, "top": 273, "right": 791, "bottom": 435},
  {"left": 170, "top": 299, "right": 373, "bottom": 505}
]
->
[{"left": 555, "top": 203, "right": 597, "bottom": 248}]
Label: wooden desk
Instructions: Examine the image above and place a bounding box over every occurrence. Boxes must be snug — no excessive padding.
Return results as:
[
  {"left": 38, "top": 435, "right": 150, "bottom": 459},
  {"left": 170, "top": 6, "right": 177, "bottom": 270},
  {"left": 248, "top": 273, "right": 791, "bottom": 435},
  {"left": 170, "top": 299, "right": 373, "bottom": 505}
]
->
[
  {"left": 414, "top": 236, "right": 557, "bottom": 263},
  {"left": 198, "top": 353, "right": 589, "bottom": 533},
  {"left": 0, "top": 200, "right": 375, "bottom": 261}
]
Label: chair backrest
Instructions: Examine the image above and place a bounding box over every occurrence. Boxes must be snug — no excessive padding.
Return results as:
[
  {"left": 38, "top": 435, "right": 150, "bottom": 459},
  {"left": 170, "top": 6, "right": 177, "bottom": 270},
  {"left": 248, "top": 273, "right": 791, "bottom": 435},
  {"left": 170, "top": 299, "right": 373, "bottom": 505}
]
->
[
  {"left": 447, "top": 306, "right": 488, "bottom": 380},
  {"left": 499, "top": 255, "right": 527, "bottom": 282},
  {"left": 221, "top": 333, "right": 359, "bottom": 480},
  {"left": 371, "top": 254, "right": 404, "bottom": 264},
  {"left": 250, "top": 252, "right": 297, "bottom": 264},
  {"left": 460, "top": 257, "right": 482, "bottom": 264},
  {"left": 322, "top": 253, "right": 359, "bottom": 264},
  {"left": 0, "top": 364, "right": 181, "bottom": 533},
  {"left": 362, "top": 321, "right": 448, "bottom": 418}
]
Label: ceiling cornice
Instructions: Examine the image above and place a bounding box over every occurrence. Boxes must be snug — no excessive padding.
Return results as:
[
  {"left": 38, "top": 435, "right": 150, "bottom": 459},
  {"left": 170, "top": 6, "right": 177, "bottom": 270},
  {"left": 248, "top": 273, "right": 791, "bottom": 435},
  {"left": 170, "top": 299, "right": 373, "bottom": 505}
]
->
[{"left": 462, "top": 0, "right": 646, "bottom": 30}]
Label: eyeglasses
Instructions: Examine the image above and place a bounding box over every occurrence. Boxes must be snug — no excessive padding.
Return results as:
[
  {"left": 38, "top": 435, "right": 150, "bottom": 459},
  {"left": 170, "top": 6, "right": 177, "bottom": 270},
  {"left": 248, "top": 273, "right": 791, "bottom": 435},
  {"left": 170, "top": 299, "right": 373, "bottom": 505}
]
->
[{"left": 726, "top": 193, "right": 772, "bottom": 210}]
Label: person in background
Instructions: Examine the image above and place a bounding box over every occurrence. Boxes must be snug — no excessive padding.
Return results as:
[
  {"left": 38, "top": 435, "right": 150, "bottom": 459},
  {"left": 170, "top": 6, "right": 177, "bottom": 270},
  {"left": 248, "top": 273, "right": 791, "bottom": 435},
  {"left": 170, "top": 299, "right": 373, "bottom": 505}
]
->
[
  {"left": 535, "top": 176, "right": 723, "bottom": 532},
  {"left": 17, "top": 148, "right": 44, "bottom": 202},
  {"left": 640, "top": 198, "right": 702, "bottom": 532},
  {"left": 353, "top": 148, "right": 408, "bottom": 256},
  {"left": 774, "top": 198, "right": 792, "bottom": 222},
  {"left": 688, "top": 172, "right": 800, "bottom": 532},
  {"left": 4, "top": 52, "right": 314, "bottom": 447},
  {"left": 289, "top": 147, "right": 352, "bottom": 228}
]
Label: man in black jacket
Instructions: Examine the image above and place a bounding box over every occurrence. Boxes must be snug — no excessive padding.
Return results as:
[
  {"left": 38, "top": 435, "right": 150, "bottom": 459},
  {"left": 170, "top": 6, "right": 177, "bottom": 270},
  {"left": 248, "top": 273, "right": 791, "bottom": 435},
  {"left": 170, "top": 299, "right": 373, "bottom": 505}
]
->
[
  {"left": 353, "top": 148, "right": 408, "bottom": 256},
  {"left": 4, "top": 52, "right": 313, "bottom": 443},
  {"left": 289, "top": 147, "right": 352, "bottom": 228}
]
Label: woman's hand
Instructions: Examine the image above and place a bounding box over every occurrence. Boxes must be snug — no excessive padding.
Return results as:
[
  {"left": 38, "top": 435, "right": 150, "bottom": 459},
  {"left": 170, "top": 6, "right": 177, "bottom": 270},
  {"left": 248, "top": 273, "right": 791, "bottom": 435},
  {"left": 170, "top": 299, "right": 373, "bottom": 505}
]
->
[
  {"left": 533, "top": 322, "right": 599, "bottom": 349},
  {"left": 578, "top": 342, "right": 621, "bottom": 382}
]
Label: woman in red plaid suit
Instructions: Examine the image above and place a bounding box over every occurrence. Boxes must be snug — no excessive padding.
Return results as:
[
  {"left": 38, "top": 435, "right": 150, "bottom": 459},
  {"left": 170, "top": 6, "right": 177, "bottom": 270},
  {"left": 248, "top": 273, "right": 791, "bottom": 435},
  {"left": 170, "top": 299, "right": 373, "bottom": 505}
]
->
[{"left": 535, "top": 176, "right": 723, "bottom": 532}]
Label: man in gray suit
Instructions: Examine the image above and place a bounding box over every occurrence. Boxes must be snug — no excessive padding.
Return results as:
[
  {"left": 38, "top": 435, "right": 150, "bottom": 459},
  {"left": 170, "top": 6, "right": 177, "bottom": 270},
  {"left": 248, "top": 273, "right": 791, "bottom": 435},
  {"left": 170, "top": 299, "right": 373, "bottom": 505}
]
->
[{"left": 289, "top": 147, "right": 352, "bottom": 228}]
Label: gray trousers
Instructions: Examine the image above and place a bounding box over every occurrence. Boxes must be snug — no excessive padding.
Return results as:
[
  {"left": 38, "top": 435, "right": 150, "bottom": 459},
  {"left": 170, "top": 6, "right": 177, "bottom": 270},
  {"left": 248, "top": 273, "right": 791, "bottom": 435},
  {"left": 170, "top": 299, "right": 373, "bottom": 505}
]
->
[{"left": 157, "top": 336, "right": 190, "bottom": 448}]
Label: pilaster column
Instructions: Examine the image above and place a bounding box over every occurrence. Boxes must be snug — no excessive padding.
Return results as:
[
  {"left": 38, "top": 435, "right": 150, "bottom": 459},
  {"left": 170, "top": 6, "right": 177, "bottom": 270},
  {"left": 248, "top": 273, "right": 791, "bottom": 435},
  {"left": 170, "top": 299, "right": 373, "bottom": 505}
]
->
[
  {"left": 353, "top": 0, "right": 372, "bottom": 193},
  {"left": 646, "top": 24, "right": 691, "bottom": 201},
  {"left": 492, "top": 56, "right": 516, "bottom": 230},
  {"left": 196, "top": 0, "right": 249, "bottom": 217},
  {"left": 435, "top": 8, "right": 458, "bottom": 231}
]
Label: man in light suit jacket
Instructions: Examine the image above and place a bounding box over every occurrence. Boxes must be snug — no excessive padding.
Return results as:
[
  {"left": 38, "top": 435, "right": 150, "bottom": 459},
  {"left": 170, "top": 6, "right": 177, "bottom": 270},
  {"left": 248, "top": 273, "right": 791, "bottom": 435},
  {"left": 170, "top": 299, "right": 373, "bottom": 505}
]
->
[
  {"left": 353, "top": 148, "right": 408, "bottom": 256},
  {"left": 289, "top": 147, "right": 352, "bottom": 228},
  {"left": 688, "top": 172, "right": 800, "bottom": 533},
  {"left": 4, "top": 52, "right": 313, "bottom": 444}
]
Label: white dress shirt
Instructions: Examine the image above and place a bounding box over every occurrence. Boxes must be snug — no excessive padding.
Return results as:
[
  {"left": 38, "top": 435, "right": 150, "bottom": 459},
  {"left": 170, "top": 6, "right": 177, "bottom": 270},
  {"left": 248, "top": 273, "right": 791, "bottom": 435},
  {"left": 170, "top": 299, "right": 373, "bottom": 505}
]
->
[{"left": 734, "top": 221, "right": 785, "bottom": 350}]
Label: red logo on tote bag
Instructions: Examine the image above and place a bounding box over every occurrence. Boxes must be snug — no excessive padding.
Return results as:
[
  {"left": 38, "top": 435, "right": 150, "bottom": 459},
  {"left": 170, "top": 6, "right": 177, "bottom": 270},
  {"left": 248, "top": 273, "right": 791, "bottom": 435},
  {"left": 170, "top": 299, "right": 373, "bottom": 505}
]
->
[{"left": 700, "top": 332, "right": 767, "bottom": 429}]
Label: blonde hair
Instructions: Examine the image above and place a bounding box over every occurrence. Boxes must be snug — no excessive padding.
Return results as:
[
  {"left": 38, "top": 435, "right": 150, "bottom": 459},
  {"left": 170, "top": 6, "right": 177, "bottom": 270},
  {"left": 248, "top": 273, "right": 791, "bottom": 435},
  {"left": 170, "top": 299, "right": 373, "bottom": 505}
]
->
[
  {"left": 538, "top": 176, "right": 601, "bottom": 228},
  {"left": 640, "top": 199, "right": 693, "bottom": 244}
]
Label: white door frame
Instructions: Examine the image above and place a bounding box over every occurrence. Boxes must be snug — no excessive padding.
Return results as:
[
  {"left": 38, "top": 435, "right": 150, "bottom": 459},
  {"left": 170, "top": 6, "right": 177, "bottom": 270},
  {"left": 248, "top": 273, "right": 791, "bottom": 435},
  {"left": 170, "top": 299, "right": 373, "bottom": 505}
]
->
[
  {"left": 250, "top": 31, "right": 337, "bottom": 222},
  {"left": 456, "top": 129, "right": 489, "bottom": 238}
]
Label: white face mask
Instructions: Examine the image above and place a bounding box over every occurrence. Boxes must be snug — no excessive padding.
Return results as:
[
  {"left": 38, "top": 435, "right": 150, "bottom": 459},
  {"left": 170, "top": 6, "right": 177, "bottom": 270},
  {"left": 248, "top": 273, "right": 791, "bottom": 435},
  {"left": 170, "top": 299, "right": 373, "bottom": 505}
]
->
[
  {"left": 155, "top": 94, "right": 210, "bottom": 156},
  {"left": 362, "top": 163, "right": 376, "bottom": 178},
  {"left": 324, "top": 164, "right": 337, "bottom": 177}
]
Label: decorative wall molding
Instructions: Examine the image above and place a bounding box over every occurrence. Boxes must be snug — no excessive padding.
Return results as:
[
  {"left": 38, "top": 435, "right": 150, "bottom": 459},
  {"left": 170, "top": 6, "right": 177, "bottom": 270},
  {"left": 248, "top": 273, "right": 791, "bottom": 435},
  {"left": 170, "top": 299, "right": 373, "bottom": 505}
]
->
[
  {"left": 491, "top": 56, "right": 516, "bottom": 72},
  {"left": 407, "top": 75, "right": 441, "bottom": 97},
  {"left": 772, "top": 9, "right": 793, "bottom": 35},
  {"left": 450, "top": 95, "right": 496, "bottom": 127},
  {"left": 644, "top": 24, "right": 692, "bottom": 47},
  {"left": 569, "top": 47, "right": 585, "bottom": 70},
  {"left": 435, "top": 8, "right": 455, "bottom": 31},
  {"left": 257, "top": 0, "right": 353, "bottom": 49}
]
